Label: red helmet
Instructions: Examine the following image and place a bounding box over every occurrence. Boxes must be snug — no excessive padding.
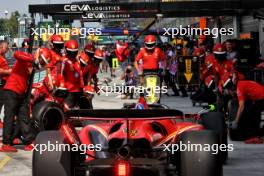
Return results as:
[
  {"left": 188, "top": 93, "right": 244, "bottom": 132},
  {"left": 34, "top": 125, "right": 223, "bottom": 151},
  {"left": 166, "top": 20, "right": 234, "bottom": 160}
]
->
[
  {"left": 144, "top": 35, "right": 156, "bottom": 50},
  {"left": 34, "top": 47, "right": 51, "bottom": 69},
  {"left": 93, "top": 49, "right": 104, "bottom": 63},
  {"left": 84, "top": 44, "right": 95, "bottom": 54},
  {"left": 50, "top": 35, "right": 64, "bottom": 51},
  {"left": 213, "top": 43, "right": 226, "bottom": 55},
  {"left": 65, "top": 40, "right": 78, "bottom": 51},
  {"left": 50, "top": 35, "right": 64, "bottom": 44},
  {"left": 79, "top": 52, "right": 90, "bottom": 66},
  {"left": 65, "top": 40, "right": 79, "bottom": 58},
  {"left": 193, "top": 48, "right": 205, "bottom": 57}
]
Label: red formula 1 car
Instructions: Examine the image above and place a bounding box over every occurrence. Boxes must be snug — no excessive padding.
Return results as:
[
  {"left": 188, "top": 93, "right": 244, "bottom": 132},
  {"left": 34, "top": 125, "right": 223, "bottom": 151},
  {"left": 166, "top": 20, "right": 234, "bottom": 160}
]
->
[{"left": 33, "top": 108, "right": 227, "bottom": 176}]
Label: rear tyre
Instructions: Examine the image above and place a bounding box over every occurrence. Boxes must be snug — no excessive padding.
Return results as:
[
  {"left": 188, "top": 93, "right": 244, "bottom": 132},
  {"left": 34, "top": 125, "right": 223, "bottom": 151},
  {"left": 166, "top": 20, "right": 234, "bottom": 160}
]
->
[
  {"left": 200, "top": 112, "right": 228, "bottom": 163},
  {"left": 32, "top": 101, "right": 64, "bottom": 132},
  {"left": 32, "top": 131, "right": 85, "bottom": 176},
  {"left": 178, "top": 130, "right": 222, "bottom": 176}
]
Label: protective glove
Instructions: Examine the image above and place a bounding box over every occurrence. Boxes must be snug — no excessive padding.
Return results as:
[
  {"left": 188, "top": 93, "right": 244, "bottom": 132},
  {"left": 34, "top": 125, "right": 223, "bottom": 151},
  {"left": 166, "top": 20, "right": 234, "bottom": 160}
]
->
[
  {"left": 53, "top": 87, "right": 68, "bottom": 98},
  {"left": 229, "top": 120, "right": 238, "bottom": 129}
]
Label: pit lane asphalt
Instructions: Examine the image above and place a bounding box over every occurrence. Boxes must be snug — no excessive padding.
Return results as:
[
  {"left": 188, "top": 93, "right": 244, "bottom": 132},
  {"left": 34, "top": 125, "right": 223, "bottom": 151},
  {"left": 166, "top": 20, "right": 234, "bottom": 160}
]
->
[{"left": 0, "top": 73, "right": 263, "bottom": 176}]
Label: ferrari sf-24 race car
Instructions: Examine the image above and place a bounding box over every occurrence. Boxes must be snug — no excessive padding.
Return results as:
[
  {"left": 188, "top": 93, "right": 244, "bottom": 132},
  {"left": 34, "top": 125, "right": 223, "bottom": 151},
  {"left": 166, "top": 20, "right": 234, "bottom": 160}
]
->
[{"left": 33, "top": 107, "right": 228, "bottom": 176}]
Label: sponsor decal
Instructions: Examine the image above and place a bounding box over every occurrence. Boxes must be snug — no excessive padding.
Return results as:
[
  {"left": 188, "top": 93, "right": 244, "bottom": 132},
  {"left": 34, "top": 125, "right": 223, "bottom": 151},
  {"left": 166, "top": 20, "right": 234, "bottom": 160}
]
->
[
  {"left": 64, "top": 4, "right": 121, "bottom": 12},
  {"left": 82, "top": 12, "right": 130, "bottom": 19}
]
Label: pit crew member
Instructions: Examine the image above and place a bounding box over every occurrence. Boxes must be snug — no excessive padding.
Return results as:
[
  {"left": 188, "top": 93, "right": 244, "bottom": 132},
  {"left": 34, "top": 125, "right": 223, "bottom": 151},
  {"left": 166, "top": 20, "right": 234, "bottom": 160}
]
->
[{"left": 0, "top": 48, "right": 51, "bottom": 152}]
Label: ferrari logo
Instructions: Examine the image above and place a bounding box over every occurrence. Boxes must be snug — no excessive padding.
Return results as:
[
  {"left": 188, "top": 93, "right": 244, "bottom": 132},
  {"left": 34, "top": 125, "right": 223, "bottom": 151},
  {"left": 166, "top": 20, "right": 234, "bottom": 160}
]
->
[{"left": 123, "top": 128, "right": 138, "bottom": 137}]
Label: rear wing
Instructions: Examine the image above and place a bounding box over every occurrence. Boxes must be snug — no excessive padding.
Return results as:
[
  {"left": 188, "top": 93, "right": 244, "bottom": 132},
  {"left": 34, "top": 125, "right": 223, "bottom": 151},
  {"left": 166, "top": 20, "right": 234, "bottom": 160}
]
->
[{"left": 65, "top": 109, "right": 183, "bottom": 120}]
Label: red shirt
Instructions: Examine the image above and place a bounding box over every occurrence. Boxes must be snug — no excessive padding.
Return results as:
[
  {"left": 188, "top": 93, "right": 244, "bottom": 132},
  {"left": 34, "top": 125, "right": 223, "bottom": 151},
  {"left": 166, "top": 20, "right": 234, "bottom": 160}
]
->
[
  {"left": 205, "top": 55, "right": 234, "bottom": 76},
  {"left": 46, "top": 50, "right": 62, "bottom": 74},
  {"left": 217, "top": 60, "right": 234, "bottom": 76},
  {"left": 83, "top": 62, "right": 99, "bottom": 84},
  {"left": 237, "top": 80, "right": 264, "bottom": 102},
  {"left": 62, "top": 57, "right": 83, "bottom": 92},
  {"left": 4, "top": 51, "right": 33, "bottom": 95},
  {"left": 136, "top": 47, "right": 165, "bottom": 70},
  {"left": 0, "top": 55, "right": 10, "bottom": 81}
]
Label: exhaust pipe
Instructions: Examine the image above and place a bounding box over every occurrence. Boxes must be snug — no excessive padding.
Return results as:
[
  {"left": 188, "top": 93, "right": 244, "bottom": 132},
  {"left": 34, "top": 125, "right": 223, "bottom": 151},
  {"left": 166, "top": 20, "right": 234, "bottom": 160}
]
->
[{"left": 118, "top": 145, "right": 131, "bottom": 158}]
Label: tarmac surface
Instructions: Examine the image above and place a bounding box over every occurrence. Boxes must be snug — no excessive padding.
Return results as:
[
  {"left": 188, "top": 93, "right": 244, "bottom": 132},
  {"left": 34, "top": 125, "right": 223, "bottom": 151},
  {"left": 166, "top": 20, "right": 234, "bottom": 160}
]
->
[{"left": 0, "top": 70, "right": 263, "bottom": 176}]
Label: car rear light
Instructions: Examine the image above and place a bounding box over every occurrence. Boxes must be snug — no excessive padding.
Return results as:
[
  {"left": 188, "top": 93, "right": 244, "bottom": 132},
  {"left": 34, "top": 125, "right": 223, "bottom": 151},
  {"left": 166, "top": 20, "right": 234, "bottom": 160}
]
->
[
  {"left": 61, "top": 124, "right": 78, "bottom": 144},
  {"left": 117, "top": 161, "right": 129, "bottom": 176}
]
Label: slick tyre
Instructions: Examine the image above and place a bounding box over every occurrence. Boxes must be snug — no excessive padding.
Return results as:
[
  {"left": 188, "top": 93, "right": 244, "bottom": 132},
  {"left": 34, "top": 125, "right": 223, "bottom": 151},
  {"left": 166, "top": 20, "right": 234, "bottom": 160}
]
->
[
  {"left": 178, "top": 130, "right": 222, "bottom": 176},
  {"left": 200, "top": 112, "right": 228, "bottom": 163},
  {"left": 32, "top": 101, "right": 64, "bottom": 132},
  {"left": 32, "top": 131, "right": 85, "bottom": 176}
]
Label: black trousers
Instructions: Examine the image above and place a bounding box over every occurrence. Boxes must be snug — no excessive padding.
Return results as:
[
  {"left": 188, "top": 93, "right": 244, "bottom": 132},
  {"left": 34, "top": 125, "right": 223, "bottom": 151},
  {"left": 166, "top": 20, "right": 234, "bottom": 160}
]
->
[
  {"left": 0, "top": 89, "right": 4, "bottom": 113},
  {"left": 168, "top": 73, "right": 180, "bottom": 95},
  {"left": 2, "top": 90, "right": 36, "bottom": 145},
  {"left": 240, "top": 99, "right": 264, "bottom": 137}
]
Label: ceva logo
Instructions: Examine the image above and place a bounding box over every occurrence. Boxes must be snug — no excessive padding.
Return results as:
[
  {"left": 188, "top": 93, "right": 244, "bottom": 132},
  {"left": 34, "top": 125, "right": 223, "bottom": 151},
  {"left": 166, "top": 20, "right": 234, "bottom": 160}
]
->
[
  {"left": 64, "top": 5, "right": 120, "bottom": 12},
  {"left": 64, "top": 5, "right": 91, "bottom": 12},
  {"left": 82, "top": 13, "right": 106, "bottom": 19}
]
